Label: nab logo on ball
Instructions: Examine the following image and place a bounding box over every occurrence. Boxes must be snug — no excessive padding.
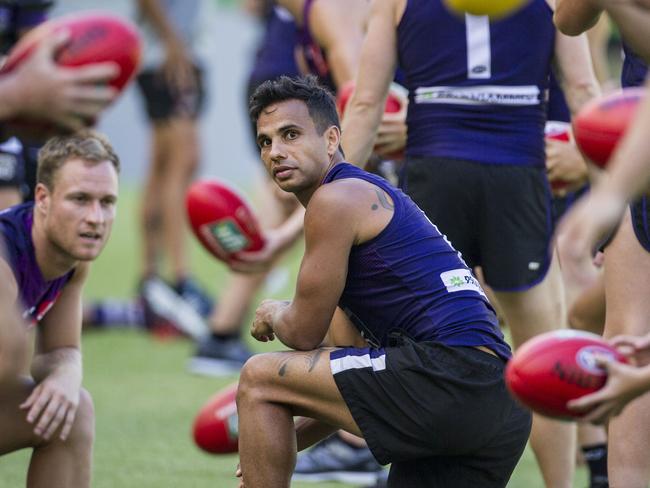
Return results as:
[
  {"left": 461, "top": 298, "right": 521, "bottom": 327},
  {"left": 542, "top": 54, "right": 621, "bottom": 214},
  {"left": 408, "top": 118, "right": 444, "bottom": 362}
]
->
[{"left": 576, "top": 346, "right": 617, "bottom": 376}]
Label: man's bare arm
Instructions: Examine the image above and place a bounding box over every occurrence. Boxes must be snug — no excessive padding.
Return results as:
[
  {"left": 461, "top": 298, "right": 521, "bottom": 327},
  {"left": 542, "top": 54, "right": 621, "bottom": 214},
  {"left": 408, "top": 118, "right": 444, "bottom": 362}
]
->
[
  {"left": 554, "top": 0, "right": 602, "bottom": 35},
  {"left": 553, "top": 28, "right": 601, "bottom": 115},
  {"left": 252, "top": 185, "right": 359, "bottom": 350},
  {"left": 340, "top": 0, "right": 399, "bottom": 166},
  {"left": 0, "top": 255, "right": 28, "bottom": 383},
  {"left": 23, "top": 263, "right": 89, "bottom": 441}
]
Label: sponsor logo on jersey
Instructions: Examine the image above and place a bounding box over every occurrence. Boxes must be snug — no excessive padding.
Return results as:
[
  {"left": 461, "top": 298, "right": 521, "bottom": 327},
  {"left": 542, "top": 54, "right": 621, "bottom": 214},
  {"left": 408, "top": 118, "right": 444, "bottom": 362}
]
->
[
  {"left": 440, "top": 268, "right": 486, "bottom": 297},
  {"left": 415, "top": 85, "right": 540, "bottom": 106}
]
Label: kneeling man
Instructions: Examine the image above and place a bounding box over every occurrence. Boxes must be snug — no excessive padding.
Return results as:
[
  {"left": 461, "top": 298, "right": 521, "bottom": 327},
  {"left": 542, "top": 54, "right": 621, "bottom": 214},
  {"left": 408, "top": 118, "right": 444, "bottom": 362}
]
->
[{"left": 237, "top": 76, "right": 531, "bottom": 488}]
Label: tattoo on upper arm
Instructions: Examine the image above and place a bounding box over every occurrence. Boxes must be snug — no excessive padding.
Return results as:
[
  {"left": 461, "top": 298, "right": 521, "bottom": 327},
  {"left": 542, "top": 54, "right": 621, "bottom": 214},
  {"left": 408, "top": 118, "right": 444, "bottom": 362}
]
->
[
  {"left": 373, "top": 189, "right": 394, "bottom": 211},
  {"left": 277, "top": 349, "right": 326, "bottom": 377}
]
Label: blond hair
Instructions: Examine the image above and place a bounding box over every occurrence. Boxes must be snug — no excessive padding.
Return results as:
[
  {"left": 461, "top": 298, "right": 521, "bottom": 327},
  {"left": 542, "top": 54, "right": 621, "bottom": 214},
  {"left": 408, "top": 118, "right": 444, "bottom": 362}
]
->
[{"left": 37, "top": 130, "right": 120, "bottom": 190}]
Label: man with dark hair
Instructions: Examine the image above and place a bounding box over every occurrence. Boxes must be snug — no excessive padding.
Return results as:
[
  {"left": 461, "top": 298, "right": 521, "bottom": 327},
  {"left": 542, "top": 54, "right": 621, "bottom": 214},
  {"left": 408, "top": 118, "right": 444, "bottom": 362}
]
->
[
  {"left": 0, "top": 130, "right": 119, "bottom": 487},
  {"left": 339, "top": 1, "right": 600, "bottom": 484},
  {"left": 235, "top": 75, "right": 531, "bottom": 488}
]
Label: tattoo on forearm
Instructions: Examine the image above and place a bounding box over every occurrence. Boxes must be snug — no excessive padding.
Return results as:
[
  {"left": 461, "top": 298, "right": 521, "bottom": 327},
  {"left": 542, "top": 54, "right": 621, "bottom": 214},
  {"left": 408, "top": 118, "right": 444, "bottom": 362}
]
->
[
  {"left": 277, "top": 349, "right": 325, "bottom": 377},
  {"left": 373, "top": 189, "right": 394, "bottom": 211}
]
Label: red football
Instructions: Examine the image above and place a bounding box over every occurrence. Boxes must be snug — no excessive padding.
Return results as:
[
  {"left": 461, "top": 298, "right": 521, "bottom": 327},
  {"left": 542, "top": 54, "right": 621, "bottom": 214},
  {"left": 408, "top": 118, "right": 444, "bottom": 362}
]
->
[
  {"left": 573, "top": 88, "right": 644, "bottom": 168},
  {"left": 193, "top": 383, "right": 239, "bottom": 454},
  {"left": 336, "top": 81, "right": 407, "bottom": 160},
  {"left": 186, "top": 179, "right": 266, "bottom": 263},
  {"left": 336, "top": 80, "right": 407, "bottom": 119},
  {"left": 505, "top": 330, "right": 628, "bottom": 420},
  {"left": 0, "top": 11, "right": 142, "bottom": 91}
]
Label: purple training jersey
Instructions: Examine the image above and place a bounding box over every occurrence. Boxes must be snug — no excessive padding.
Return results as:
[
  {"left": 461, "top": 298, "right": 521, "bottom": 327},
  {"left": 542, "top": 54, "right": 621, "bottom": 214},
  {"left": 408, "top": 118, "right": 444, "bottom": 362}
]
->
[
  {"left": 322, "top": 163, "right": 511, "bottom": 360},
  {"left": 397, "top": 0, "right": 554, "bottom": 166},
  {"left": 0, "top": 202, "right": 74, "bottom": 326}
]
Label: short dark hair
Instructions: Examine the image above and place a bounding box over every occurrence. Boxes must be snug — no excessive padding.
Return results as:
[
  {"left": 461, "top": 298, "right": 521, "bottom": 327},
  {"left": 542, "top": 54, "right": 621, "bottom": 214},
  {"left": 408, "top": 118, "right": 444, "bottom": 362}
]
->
[
  {"left": 249, "top": 75, "right": 340, "bottom": 135},
  {"left": 37, "top": 129, "right": 120, "bottom": 190}
]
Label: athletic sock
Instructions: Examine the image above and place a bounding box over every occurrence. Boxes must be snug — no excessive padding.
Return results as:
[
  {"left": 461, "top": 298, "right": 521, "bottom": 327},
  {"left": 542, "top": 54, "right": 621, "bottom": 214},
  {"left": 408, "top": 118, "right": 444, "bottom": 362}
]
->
[{"left": 582, "top": 443, "right": 608, "bottom": 488}]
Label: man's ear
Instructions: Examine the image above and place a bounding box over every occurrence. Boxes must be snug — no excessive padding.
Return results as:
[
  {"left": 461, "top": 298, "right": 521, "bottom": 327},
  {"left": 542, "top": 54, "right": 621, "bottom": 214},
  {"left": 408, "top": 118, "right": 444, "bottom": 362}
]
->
[
  {"left": 326, "top": 125, "right": 342, "bottom": 156},
  {"left": 34, "top": 183, "right": 50, "bottom": 214}
]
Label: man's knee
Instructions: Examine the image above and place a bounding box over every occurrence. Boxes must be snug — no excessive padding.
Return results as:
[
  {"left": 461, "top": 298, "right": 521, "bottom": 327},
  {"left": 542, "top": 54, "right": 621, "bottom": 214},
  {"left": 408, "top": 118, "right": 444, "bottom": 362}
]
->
[
  {"left": 66, "top": 389, "right": 95, "bottom": 448},
  {"left": 237, "top": 354, "right": 276, "bottom": 407}
]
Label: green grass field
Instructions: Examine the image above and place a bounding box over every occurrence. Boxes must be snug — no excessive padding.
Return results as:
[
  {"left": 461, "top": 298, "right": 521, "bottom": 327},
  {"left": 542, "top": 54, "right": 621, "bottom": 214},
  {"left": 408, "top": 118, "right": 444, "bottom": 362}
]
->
[{"left": 0, "top": 188, "right": 588, "bottom": 487}]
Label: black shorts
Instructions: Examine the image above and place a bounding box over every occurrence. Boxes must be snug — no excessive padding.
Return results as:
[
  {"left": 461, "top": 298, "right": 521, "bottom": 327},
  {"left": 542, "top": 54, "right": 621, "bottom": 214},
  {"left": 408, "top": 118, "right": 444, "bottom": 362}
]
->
[
  {"left": 136, "top": 64, "right": 205, "bottom": 122},
  {"left": 552, "top": 184, "right": 589, "bottom": 222},
  {"left": 331, "top": 342, "right": 531, "bottom": 488},
  {"left": 631, "top": 196, "right": 650, "bottom": 253},
  {"left": 401, "top": 157, "right": 554, "bottom": 291}
]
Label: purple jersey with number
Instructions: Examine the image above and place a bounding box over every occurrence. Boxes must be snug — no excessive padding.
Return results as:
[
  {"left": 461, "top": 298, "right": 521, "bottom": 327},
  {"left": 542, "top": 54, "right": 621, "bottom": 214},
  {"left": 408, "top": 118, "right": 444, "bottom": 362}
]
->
[
  {"left": 397, "top": 0, "right": 554, "bottom": 166},
  {"left": 322, "top": 163, "right": 511, "bottom": 360},
  {"left": 0, "top": 202, "right": 74, "bottom": 326}
]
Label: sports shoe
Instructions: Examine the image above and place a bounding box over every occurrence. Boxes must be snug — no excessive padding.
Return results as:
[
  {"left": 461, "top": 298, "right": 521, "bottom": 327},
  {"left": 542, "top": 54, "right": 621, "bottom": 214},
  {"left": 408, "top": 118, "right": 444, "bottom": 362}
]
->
[
  {"left": 292, "top": 435, "right": 384, "bottom": 484},
  {"left": 139, "top": 276, "right": 209, "bottom": 340},
  {"left": 188, "top": 335, "right": 254, "bottom": 376},
  {"left": 83, "top": 299, "right": 145, "bottom": 329},
  {"left": 175, "top": 277, "right": 214, "bottom": 318}
]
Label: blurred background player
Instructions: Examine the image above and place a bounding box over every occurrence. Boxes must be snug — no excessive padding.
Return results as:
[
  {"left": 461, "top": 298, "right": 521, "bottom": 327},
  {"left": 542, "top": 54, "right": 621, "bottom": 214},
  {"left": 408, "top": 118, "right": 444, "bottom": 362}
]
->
[
  {"left": 0, "top": 130, "right": 119, "bottom": 488},
  {"left": 0, "top": 0, "right": 118, "bottom": 212},
  {"left": 134, "top": 0, "right": 213, "bottom": 329},
  {"left": 188, "top": 0, "right": 305, "bottom": 374},
  {"left": 340, "top": 0, "right": 600, "bottom": 486},
  {"left": 546, "top": 72, "right": 609, "bottom": 488},
  {"left": 0, "top": 0, "right": 52, "bottom": 209},
  {"left": 555, "top": 1, "right": 650, "bottom": 486}
]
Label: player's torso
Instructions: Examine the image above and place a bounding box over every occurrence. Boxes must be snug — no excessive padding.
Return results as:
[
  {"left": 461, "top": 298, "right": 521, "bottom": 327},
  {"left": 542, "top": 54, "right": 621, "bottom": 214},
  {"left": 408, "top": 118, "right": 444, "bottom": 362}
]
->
[
  {"left": 397, "top": 0, "right": 554, "bottom": 166},
  {"left": 324, "top": 164, "right": 506, "bottom": 355},
  {"left": 0, "top": 203, "right": 72, "bottom": 327},
  {"left": 250, "top": 6, "right": 300, "bottom": 83}
]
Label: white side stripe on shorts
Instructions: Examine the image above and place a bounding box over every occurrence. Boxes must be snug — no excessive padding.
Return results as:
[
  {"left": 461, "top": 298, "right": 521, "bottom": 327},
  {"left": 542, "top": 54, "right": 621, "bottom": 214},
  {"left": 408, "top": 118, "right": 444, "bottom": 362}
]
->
[{"left": 330, "top": 352, "right": 386, "bottom": 375}]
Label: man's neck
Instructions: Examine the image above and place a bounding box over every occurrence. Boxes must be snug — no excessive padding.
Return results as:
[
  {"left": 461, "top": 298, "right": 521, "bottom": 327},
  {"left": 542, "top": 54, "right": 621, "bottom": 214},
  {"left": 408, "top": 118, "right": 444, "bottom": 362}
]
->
[{"left": 296, "top": 154, "right": 345, "bottom": 207}]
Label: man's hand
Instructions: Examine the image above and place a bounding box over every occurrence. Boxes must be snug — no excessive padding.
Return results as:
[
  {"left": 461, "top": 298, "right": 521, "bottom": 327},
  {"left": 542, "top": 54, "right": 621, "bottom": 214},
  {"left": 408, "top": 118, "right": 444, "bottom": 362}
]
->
[
  {"left": 228, "top": 229, "right": 289, "bottom": 274},
  {"left": 567, "top": 356, "right": 650, "bottom": 424},
  {"left": 545, "top": 138, "right": 589, "bottom": 196},
  {"left": 20, "top": 368, "right": 82, "bottom": 441},
  {"left": 374, "top": 111, "right": 407, "bottom": 158},
  {"left": 4, "top": 30, "right": 119, "bottom": 131},
  {"left": 251, "top": 299, "right": 289, "bottom": 342}
]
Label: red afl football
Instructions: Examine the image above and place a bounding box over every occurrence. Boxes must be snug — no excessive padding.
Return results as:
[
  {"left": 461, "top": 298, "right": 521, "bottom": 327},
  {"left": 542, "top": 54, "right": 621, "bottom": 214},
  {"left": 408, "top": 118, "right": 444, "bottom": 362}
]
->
[
  {"left": 505, "top": 330, "right": 628, "bottom": 419},
  {"left": 193, "top": 383, "right": 239, "bottom": 454},
  {"left": 336, "top": 81, "right": 406, "bottom": 117},
  {"left": 0, "top": 12, "right": 142, "bottom": 92},
  {"left": 573, "top": 88, "right": 644, "bottom": 168},
  {"left": 337, "top": 81, "right": 408, "bottom": 161},
  {"left": 186, "top": 179, "right": 266, "bottom": 263}
]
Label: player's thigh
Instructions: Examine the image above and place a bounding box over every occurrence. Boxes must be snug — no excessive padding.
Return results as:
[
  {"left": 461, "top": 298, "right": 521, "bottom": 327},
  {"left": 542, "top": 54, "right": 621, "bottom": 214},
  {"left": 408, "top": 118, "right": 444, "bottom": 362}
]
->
[
  {"left": 238, "top": 349, "right": 362, "bottom": 436},
  {"left": 0, "top": 378, "right": 41, "bottom": 454},
  {"left": 603, "top": 205, "right": 650, "bottom": 341}
]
